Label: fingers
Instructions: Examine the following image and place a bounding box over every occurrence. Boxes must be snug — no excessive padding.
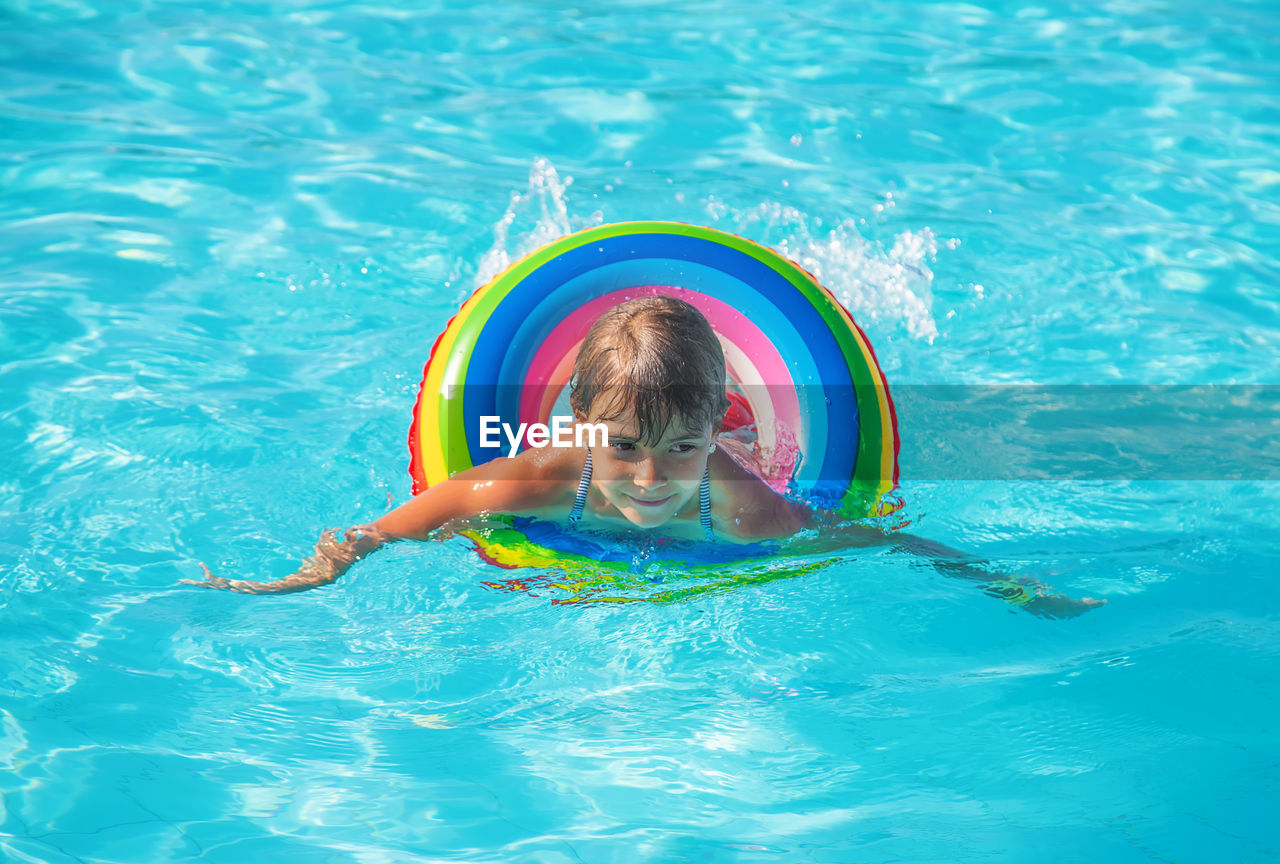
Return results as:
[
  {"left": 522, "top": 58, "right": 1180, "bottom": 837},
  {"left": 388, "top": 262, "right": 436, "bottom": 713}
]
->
[
  {"left": 177, "top": 562, "right": 237, "bottom": 591},
  {"left": 1027, "top": 593, "right": 1107, "bottom": 619},
  {"left": 178, "top": 562, "right": 215, "bottom": 588},
  {"left": 185, "top": 577, "right": 255, "bottom": 593}
]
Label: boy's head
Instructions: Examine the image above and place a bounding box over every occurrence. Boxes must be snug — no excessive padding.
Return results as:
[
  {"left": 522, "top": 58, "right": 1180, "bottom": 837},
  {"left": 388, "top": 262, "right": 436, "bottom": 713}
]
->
[{"left": 570, "top": 295, "right": 729, "bottom": 443}]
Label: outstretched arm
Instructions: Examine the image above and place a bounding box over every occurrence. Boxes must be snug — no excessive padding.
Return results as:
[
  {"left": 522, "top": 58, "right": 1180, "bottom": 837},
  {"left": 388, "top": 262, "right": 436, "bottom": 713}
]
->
[
  {"left": 181, "top": 447, "right": 577, "bottom": 594},
  {"left": 793, "top": 517, "right": 1105, "bottom": 619},
  {"left": 180, "top": 525, "right": 390, "bottom": 594},
  {"left": 712, "top": 451, "right": 1103, "bottom": 619},
  {"left": 886, "top": 530, "right": 1105, "bottom": 619}
]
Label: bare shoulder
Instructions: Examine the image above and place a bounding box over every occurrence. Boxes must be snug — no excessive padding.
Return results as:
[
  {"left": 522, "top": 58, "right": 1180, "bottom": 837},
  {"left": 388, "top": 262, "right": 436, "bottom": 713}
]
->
[
  {"left": 379, "top": 445, "right": 586, "bottom": 539},
  {"left": 464, "top": 444, "right": 586, "bottom": 512},
  {"left": 708, "top": 446, "right": 811, "bottom": 541}
]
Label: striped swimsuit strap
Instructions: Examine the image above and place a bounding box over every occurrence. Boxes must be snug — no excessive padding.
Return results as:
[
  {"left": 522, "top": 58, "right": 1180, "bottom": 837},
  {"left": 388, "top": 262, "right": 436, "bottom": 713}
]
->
[
  {"left": 567, "top": 450, "right": 594, "bottom": 526},
  {"left": 568, "top": 450, "right": 714, "bottom": 541}
]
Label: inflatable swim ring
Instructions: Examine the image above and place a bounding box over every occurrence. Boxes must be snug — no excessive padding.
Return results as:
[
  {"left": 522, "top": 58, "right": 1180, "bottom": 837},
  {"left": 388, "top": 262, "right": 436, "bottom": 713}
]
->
[{"left": 409, "top": 221, "right": 899, "bottom": 570}]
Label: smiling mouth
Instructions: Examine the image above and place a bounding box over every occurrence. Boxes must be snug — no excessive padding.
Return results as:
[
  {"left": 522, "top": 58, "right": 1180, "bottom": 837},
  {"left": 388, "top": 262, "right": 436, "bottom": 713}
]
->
[{"left": 627, "top": 494, "right": 675, "bottom": 508}]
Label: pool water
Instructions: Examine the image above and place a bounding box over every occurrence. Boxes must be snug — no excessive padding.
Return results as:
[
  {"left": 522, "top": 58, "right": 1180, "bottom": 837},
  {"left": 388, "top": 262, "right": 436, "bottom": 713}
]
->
[{"left": 3, "top": 1, "right": 1279, "bottom": 861}]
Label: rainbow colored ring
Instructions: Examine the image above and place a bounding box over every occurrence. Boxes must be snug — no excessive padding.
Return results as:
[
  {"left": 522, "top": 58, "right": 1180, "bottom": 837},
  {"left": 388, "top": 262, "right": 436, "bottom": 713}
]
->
[{"left": 409, "top": 221, "right": 899, "bottom": 563}]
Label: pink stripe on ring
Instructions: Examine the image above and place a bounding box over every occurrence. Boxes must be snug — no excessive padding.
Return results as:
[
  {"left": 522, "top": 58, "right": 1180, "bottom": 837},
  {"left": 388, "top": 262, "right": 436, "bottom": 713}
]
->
[{"left": 519, "top": 287, "right": 800, "bottom": 482}]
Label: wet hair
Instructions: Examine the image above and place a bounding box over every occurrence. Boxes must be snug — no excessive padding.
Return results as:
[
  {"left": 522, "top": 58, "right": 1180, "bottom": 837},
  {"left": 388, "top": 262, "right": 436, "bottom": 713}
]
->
[{"left": 570, "top": 296, "right": 730, "bottom": 444}]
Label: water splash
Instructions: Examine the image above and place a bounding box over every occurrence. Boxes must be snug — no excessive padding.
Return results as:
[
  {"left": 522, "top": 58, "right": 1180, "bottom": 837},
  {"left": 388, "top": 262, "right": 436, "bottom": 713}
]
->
[
  {"left": 475, "top": 158, "right": 603, "bottom": 286},
  {"left": 479, "top": 159, "right": 941, "bottom": 343},
  {"left": 707, "top": 200, "right": 941, "bottom": 343}
]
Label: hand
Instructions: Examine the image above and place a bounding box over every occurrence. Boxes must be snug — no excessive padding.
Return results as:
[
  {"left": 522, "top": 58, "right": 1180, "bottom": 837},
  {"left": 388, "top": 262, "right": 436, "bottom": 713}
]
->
[
  {"left": 176, "top": 525, "right": 390, "bottom": 595},
  {"left": 985, "top": 577, "right": 1106, "bottom": 619},
  {"left": 178, "top": 562, "right": 271, "bottom": 594},
  {"left": 1024, "top": 592, "right": 1107, "bottom": 619}
]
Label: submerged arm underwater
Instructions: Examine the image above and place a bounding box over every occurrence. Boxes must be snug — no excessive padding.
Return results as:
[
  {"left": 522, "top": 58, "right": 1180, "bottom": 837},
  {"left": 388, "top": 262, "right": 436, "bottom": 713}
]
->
[
  {"left": 796, "top": 519, "right": 1106, "bottom": 619},
  {"left": 894, "top": 532, "right": 1105, "bottom": 619}
]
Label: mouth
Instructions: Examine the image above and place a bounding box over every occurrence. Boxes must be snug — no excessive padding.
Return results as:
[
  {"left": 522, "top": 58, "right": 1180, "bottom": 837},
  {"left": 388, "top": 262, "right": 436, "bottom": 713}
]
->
[{"left": 626, "top": 493, "right": 675, "bottom": 509}]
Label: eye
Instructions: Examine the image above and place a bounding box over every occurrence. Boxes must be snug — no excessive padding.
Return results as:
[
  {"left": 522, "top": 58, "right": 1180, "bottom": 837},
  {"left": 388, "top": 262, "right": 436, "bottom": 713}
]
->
[
  {"left": 672, "top": 442, "right": 697, "bottom": 454},
  {"left": 611, "top": 441, "right": 636, "bottom": 452}
]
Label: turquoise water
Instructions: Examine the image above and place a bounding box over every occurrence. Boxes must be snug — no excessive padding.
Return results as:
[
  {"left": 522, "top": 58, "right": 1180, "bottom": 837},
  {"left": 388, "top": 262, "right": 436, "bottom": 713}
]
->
[{"left": 3, "top": 1, "right": 1279, "bottom": 861}]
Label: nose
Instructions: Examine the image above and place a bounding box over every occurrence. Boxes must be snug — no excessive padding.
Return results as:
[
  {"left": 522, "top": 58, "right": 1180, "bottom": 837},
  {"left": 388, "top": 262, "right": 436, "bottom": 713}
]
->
[{"left": 633, "top": 455, "right": 667, "bottom": 490}]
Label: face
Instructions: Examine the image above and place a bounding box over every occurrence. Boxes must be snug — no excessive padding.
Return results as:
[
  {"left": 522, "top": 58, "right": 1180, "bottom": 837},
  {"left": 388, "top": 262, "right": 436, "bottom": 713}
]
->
[{"left": 584, "top": 411, "right": 714, "bottom": 530}]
